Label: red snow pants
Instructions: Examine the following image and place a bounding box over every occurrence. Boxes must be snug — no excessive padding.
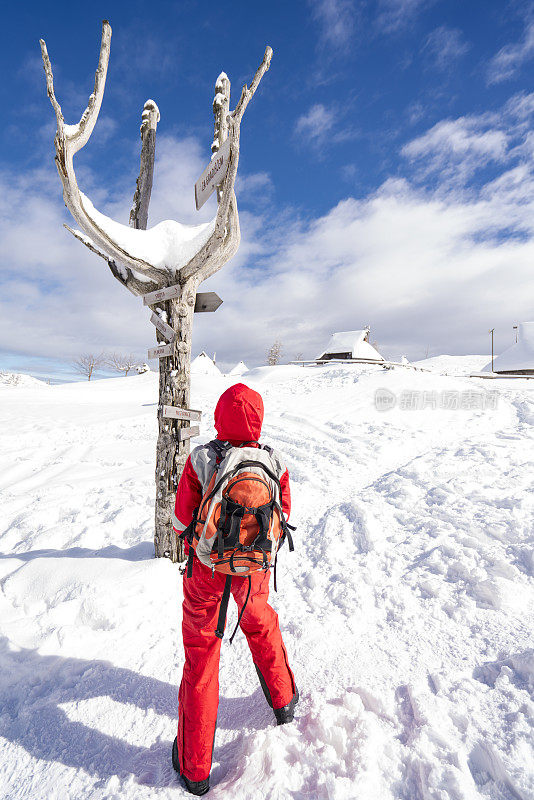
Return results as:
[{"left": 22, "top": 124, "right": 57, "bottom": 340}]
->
[{"left": 177, "top": 556, "right": 295, "bottom": 781}]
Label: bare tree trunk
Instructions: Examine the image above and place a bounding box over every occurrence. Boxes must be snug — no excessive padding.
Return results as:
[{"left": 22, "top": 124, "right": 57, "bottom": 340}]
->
[
  {"left": 40, "top": 24, "right": 272, "bottom": 563},
  {"left": 153, "top": 279, "right": 198, "bottom": 560}
]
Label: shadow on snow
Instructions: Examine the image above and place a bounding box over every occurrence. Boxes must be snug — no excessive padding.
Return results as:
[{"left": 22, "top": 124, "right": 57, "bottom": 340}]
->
[
  {"left": 0, "top": 637, "right": 270, "bottom": 788},
  {"left": 0, "top": 542, "right": 154, "bottom": 562}
]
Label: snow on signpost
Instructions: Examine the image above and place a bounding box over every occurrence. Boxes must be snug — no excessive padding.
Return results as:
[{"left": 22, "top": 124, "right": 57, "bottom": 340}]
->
[{"left": 40, "top": 19, "right": 273, "bottom": 561}]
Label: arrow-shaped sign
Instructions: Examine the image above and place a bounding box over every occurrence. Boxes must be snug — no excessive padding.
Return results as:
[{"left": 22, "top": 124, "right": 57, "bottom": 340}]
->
[
  {"left": 150, "top": 312, "right": 175, "bottom": 342},
  {"left": 162, "top": 406, "right": 202, "bottom": 422},
  {"left": 194, "top": 292, "right": 223, "bottom": 313}
]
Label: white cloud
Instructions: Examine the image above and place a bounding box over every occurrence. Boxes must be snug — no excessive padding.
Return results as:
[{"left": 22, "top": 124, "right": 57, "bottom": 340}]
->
[
  {"left": 294, "top": 103, "right": 356, "bottom": 150},
  {"left": 0, "top": 136, "right": 210, "bottom": 366},
  {"left": 294, "top": 104, "right": 335, "bottom": 145},
  {"left": 401, "top": 94, "right": 534, "bottom": 186},
  {"left": 204, "top": 173, "right": 534, "bottom": 364},
  {"left": 423, "top": 26, "right": 470, "bottom": 70},
  {"left": 3, "top": 89, "right": 534, "bottom": 373},
  {"left": 236, "top": 172, "right": 274, "bottom": 205},
  {"left": 309, "top": 0, "right": 356, "bottom": 51},
  {"left": 487, "top": 20, "right": 534, "bottom": 84},
  {"left": 376, "top": 0, "right": 434, "bottom": 33},
  {"left": 402, "top": 118, "right": 508, "bottom": 182}
]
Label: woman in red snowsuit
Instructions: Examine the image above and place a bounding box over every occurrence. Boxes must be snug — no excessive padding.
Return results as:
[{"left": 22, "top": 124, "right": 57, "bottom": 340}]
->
[{"left": 171, "top": 383, "right": 297, "bottom": 796}]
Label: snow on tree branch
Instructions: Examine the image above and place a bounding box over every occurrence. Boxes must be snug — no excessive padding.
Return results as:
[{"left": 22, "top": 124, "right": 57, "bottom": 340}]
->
[
  {"left": 40, "top": 20, "right": 272, "bottom": 289},
  {"left": 130, "top": 100, "right": 160, "bottom": 231}
]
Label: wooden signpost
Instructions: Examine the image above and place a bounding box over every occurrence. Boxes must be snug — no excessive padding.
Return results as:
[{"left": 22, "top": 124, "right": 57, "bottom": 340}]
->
[
  {"left": 40, "top": 19, "right": 273, "bottom": 561},
  {"left": 147, "top": 293, "right": 223, "bottom": 360},
  {"left": 195, "top": 137, "right": 231, "bottom": 210},
  {"left": 176, "top": 425, "right": 200, "bottom": 442},
  {"left": 143, "top": 286, "right": 223, "bottom": 312},
  {"left": 150, "top": 312, "right": 175, "bottom": 342},
  {"left": 162, "top": 405, "right": 202, "bottom": 422},
  {"left": 148, "top": 343, "right": 173, "bottom": 360}
]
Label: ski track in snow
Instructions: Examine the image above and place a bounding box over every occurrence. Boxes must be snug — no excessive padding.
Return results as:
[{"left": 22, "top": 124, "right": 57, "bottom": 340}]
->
[{"left": 0, "top": 366, "right": 533, "bottom": 800}]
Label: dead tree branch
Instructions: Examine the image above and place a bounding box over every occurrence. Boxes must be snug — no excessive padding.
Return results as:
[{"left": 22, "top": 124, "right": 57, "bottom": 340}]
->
[{"left": 130, "top": 100, "right": 160, "bottom": 230}]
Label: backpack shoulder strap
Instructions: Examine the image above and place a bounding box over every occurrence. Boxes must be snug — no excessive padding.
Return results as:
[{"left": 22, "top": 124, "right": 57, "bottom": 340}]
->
[{"left": 207, "top": 439, "right": 232, "bottom": 462}]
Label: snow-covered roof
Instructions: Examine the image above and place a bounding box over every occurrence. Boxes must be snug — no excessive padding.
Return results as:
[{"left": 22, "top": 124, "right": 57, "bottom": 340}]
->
[
  {"left": 482, "top": 322, "right": 534, "bottom": 373},
  {"left": 191, "top": 351, "right": 221, "bottom": 377},
  {"left": 228, "top": 360, "right": 248, "bottom": 376},
  {"left": 316, "top": 329, "right": 384, "bottom": 362}
]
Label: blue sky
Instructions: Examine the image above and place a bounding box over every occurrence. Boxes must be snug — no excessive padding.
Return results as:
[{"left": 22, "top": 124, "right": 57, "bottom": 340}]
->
[{"left": 2, "top": 0, "right": 534, "bottom": 379}]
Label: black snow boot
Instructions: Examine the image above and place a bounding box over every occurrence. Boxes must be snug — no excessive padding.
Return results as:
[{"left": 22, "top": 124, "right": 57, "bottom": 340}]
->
[
  {"left": 273, "top": 687, "right": 299, "bottom": 725},
  {"left": 172, "top": 738, "right": 210, "bottom": 796}
]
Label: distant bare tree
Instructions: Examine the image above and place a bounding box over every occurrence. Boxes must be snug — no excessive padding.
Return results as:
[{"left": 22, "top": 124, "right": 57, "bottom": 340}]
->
[
  {"left": 73, "top": 353, "right": 105, "bottom": 381},
  {"left": 295, "top": 352, "right": 304, "bottom": 361},
  {"left": 106, "top": 352, "right": 138, "bottom": 376},
  {"left": 267, "top": 340, "right": 283, "bottom": 366}
]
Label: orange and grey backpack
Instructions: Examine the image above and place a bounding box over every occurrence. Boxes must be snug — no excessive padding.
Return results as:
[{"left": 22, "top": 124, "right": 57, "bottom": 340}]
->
[{"left": 180, "top": 439, "right": 295, "bottom": 642}]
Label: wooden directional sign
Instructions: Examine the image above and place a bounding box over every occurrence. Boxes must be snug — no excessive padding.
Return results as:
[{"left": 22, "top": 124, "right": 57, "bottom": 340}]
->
[
  {"left": 162, "top": 405, "right": 202, "bottom": 422},
  {"left": 143, "top": 284, "right": 181, "bottom": 306},
  {"left": 195, "top": 137, "right": 231, "bottom": 211},
  {"left": 148, "top": 343, "right": 173, "bottom": 360},
  {"left": 195, "top": 292, "right": 223, "bottom": 313},
  {"left": 150, "top": 312, "right": 175, "bottom": 342},
  {"left": 143, "top": 286, "right": 222, "bottom": 314},
  {"left": 177, "top": 425, "right": 200, "bottom": 442}
]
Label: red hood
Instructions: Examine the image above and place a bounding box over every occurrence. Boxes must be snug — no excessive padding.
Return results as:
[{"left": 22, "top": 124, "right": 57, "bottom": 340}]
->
[{"left": 214, "top": 383, "right": 264, "bottom": 444}]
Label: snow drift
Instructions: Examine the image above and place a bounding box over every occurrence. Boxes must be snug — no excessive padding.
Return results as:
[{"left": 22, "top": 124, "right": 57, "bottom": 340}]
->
[{"left": 0, "top": 363, "right": 533, "bottom": 799}]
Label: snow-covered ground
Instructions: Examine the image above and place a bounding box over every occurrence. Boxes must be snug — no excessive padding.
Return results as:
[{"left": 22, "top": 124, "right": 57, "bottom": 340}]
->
[
  {"left": 413, "top": 355, "right": 492, "bottom": 376},
  {"left": 0, "top": 362, "right": 533, "bottom": 800}
]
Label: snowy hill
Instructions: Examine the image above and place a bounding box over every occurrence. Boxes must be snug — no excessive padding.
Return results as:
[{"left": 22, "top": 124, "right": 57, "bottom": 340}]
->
[
  {"left": 413, "top": 355, "right": 491, "bottom": 376},
  {"left": 0, "top": 371, "right": 49, "bottom": 390},
  {"left": 0, "top": 366, "right": 533, "bottom": 799}
]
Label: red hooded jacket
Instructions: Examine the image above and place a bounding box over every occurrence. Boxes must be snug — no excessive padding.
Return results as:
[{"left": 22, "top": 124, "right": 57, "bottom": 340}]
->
[{"left": 173, "top": 383, "right": 291, "bottom": 540}]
